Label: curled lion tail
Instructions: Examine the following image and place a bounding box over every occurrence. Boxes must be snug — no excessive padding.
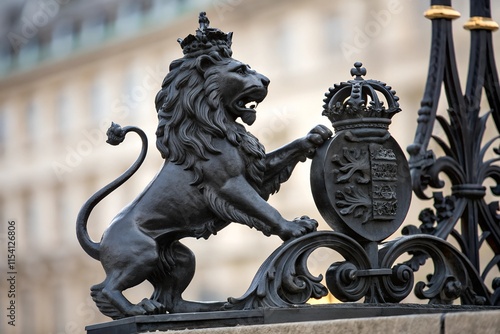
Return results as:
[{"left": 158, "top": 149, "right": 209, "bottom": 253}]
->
[{"left": 76, "top": 123, "right": 148, "bottom": 260}]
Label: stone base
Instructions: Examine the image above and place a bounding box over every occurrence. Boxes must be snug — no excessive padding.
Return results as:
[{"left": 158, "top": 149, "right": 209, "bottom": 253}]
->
[{"left": 86, "top": 304, "right": 500, "bottom": 334}]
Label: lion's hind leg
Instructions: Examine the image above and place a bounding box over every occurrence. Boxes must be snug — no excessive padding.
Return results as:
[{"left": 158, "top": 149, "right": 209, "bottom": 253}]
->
[
  {"left": 90, "top": 282, "right": 126, "bottom": 319},
  {"left": 91, "top": 280, "right": 165, "bottom": 319},
  {"left": 91, "top": 279, "right": 165, "bottom": 319},
  {"left": 149, "top": 240, "right": 195, "bottom": 312},
  {"left": 150, "top": 240, "right": 225, "bottom": 313},
  {"left": 92, "top": 229, "right": 166, "bottom": 319}
]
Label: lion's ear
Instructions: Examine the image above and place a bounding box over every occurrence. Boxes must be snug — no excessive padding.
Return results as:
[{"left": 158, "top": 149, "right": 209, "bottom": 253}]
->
[{"left": 196, "top": 55, "right": 215, "bottom": 73}]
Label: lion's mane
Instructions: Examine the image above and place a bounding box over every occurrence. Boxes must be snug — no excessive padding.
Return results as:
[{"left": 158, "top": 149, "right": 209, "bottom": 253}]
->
[{"left": 154, "top": 50, "right": 266, "bottom": 188}]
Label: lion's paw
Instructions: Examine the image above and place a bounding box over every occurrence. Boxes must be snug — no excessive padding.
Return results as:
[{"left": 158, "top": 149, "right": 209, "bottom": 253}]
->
[
  {"left": 304, "top": 125, "right": 333, "bottom": 158},
  {"left": 278, "top": 216, "right": 318, "bottom": 241},
  {"left": 126, "top": 298, "right": 166, "bottom": 316}
]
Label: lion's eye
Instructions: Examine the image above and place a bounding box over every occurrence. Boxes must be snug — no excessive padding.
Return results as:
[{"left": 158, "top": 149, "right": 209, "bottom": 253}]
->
[{"left": 235, "top": 66, "right": 246, "bottom": 75}]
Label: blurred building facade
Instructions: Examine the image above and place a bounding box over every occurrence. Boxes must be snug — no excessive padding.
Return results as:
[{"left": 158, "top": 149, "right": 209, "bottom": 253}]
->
[{"left": 0, "top": 0, "right": 498, "bottom": 333}]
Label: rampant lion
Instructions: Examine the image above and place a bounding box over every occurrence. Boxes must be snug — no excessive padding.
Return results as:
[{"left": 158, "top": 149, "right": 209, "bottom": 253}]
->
[{"left": 76, "top": 12, "right": 331, "bottom": 319}]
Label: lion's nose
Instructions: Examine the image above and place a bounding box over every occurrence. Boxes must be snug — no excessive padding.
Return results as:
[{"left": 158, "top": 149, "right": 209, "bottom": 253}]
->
[{"left": 260, "top": 75, "right": 270, "bottom": 88}]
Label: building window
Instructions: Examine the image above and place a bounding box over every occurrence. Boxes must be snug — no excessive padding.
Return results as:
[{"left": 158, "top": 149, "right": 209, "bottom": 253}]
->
[
  {"left": 115, "top": 1, "right": 143, "bottom": 35},
  {"left": 51, "top": 20, "right": 74, "bottom": 57},
  {"left": 20, "top": 290, "right": 36, "bottom": 333},
  {"left": 56, "top": 90, "right": 71, "bottom": 135},
  {"left": 52, "top": 283, "right": 67, "bottom": 333},
  {"left": 0, "top": 41, "right": 12, "bottom": 76},
  {"left": 149, "top": 0, "right": 178, "bottom": 21},
  {"left": 276, "top": 21, "right": 294, "bottom": 70},
  {"left": 24, "top": 191, "right": 40, "bottom": 247},
  {"left": 324, "top": 15, "right": 345, "bottom": 54},
  {"left": 0, "top": 197, "right": 4, "bottom": 226},
  {"left": 55, "top": 186, "right": 72, "bottom": 243},
  {"left": 17, "top": 37, "right": 39, "bottom": 69},
  {"left": 25, "top": 99, "right": 41, "bottom": 144},
  {"left": 0, "top": 106, "right": 6, "bottom": 155},
  {"left": 80, "top": 15, "right": 107, "bottom": 47},
  {"left": 89, "top": 78, "right": 107, "bottom": 123},
  {"left": 122, "top": 67, "right": 143, "bottom": 121}
]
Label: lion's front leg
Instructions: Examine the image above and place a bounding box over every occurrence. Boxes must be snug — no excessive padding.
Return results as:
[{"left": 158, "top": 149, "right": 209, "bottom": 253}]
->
[
  {"left": 261, "top": 124, "right": 332, "bottom": 199},
  {"left": 266, "top": 124, "right": 332, "bottom": 168},
  {"left": 202, "top": 152, "right": 317, "bottom": 241},
  {"left": 202, "top": 137, "right": 326, "bottom": 241},
  {"left": 204, "top": 176, "right": 317, "bottom": 241}
]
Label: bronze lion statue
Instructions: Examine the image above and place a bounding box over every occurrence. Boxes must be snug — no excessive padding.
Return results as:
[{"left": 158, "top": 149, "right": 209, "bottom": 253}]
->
[{"left": 76, "top": 12, "right": 331, "bottom": 319}]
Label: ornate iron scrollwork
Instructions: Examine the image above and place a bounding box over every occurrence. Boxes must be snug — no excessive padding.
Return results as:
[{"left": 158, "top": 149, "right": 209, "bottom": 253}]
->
[{"left": 225, "top": 231, "right": 370, "bottom": 309}]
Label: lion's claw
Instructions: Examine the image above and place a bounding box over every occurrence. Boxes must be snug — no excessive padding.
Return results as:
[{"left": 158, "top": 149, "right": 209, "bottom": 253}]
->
[
  {"left": 126, "top": 298, "right": 165, "bottom": 316},
  {"left": 278, "top": 216, "right": 318, "bottom": 241},
  {"left": 294, "top": 215, "right": 318, "bottom": 233},
  {"left": 304, "top": 124, "right": 332, "bottom": 158}
]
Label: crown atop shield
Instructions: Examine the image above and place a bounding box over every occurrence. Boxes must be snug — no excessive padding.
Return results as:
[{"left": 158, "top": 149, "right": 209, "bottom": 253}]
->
[
  {"left": 323, "top": 62, "right": 401, "bottom": 131},
  {"left": 177, "top": 12, "right": 233, "bottom": 57}
]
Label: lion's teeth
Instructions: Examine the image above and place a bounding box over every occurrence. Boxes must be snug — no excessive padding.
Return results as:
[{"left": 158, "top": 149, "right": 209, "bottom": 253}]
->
[{"left": 245, "top": 101, "right": 257, "bottom": 109}]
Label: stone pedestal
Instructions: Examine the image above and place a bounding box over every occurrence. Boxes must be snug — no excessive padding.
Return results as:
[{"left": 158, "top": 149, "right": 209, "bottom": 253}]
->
[{"left": 86, "top": 304, "right": 500, "bottom": 334}]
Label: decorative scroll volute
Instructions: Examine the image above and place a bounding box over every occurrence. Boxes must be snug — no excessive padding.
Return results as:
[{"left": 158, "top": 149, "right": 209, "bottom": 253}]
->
[{"left": 311, "top": 63, "right": 411, "bottom": 242}]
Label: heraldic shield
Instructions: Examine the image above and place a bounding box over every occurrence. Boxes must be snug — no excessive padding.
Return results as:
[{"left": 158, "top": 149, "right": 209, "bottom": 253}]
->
[{"left": 311, "top": 62, "right": 412, "bottom": 242}]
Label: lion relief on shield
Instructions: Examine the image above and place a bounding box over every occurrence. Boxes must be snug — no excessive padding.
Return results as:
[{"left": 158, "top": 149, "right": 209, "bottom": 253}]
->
[{"left": 76, "top": 12, "right": 331, "bottom": 319}]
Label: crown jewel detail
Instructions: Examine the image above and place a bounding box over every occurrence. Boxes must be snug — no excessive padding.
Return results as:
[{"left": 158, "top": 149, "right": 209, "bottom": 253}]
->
[
  {"left": 177, "top": 12, "right": 233, "bottom": 56},
  {"left": 323, "top": 62, "right": 401, "bottom": 130}
]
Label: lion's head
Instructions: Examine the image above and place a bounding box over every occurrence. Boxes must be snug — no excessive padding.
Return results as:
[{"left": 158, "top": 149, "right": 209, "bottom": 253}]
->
[
  {"left": 212, "top": 57, "right": 270, "bottom": 126},
  {"left": 154, "top": 50, "right": 270, "bottom": 169}
]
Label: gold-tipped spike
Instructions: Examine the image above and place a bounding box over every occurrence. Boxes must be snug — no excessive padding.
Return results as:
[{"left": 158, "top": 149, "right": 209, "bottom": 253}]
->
[
  {"left": 424, "top": 5, "right": 461, "bottom": 20},
  {"left": 464, "top": 16, "right": 499, "bottom": 31}
]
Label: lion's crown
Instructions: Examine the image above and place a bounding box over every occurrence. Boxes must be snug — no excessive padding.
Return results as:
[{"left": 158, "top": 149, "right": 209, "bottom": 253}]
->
[{"left": 177, "top": 12, "right": 233, "bottom": 57}]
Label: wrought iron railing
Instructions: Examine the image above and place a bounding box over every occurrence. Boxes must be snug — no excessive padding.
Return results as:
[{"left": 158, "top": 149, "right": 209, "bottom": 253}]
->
[{"left": 406, "top": 0, "right": 500, "bottom": 304}]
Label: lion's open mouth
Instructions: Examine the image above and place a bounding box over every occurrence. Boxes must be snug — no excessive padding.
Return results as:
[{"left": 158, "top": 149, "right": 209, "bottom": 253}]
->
[
  {"left": 238, "top": 100, "right": 259, "bottom": 110},
  {"left": 234, "top": 87, "right": 267, "bottom": 114}
]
